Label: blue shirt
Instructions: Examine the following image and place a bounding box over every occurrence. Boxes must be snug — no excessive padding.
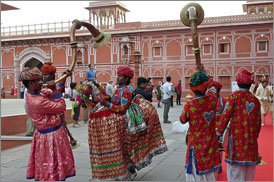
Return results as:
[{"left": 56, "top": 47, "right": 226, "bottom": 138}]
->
[{"left": 86, "top": 70, "right": 96, "bottom": 79}]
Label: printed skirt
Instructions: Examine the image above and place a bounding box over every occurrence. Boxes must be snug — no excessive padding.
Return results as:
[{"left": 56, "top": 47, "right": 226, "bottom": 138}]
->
[
  {"left": 88, "top": 96, "right": 168, "bottom": 180},
  {"left": 26, "top": 125, "right": 76, "bottom": 181}
]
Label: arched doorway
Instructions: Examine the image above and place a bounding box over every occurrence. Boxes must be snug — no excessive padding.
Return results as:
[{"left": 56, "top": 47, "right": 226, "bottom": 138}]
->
[{"left": 23, "top": 57, "right": 43, "bottom": 70}]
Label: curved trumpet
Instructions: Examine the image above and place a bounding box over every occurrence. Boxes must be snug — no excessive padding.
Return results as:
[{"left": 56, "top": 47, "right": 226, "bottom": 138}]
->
[
  {"left": 41, "top": 20, "right": 111, "bottom": 148},
  {"left": 180, "top": 3, "right": 204, "bottom": 70},
  {"left": 42, "top": 19, "right": 111, "bottom": 87}
]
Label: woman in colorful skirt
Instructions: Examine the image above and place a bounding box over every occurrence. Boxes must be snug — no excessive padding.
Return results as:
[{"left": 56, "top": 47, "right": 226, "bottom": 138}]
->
[
  {"left": 87, "top": 66, "right": 167, "bottom": 181},
  {"left": 19, "top": 68, "right": 76, "bottom": 181}
]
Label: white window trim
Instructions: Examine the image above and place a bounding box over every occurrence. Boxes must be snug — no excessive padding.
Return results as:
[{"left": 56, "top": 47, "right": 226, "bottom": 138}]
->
[
  {"left": 202, "top": 44, "right": 212, "bottom": 55},
  {"left": 219, "top": 43, "right": 229, "bottom": 54},
  {"left": 153, "top": 47, "right": 162, "bottom": 57},
  {"left": 257, "top": 40, "right": 267, "bottom": 53},
  {"left": 186, "top": 45, "right": 194, "bottom": 55}
]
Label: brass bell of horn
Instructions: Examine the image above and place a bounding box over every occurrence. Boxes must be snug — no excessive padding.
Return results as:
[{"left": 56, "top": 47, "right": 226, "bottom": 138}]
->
[
  {"left": 71, "top": 19, "right": 111, "bottom": 49},
  {"left": 180, "top": 2, "right": 204, "bottom": 27},
  {"left": 180, "top": 2, "right": 204, "bottom": 70}
]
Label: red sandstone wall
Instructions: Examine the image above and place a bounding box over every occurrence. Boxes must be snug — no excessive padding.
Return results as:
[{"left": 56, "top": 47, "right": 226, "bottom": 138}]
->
[{"left": 1, "top": 24, "right": 273, "bottom": 99}]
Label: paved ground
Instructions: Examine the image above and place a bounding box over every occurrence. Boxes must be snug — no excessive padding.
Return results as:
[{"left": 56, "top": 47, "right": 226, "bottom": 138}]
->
[{"left": 1, "top": 100, "right": 188, "bottom": 181}]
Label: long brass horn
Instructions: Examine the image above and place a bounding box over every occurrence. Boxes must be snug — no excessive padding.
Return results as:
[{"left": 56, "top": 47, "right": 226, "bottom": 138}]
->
[
  {"left": 180, "top": 3, "right": 204, "bottom": 71},
  {"left": 42, "top": 19, "right": 111, "bottom": 87}
]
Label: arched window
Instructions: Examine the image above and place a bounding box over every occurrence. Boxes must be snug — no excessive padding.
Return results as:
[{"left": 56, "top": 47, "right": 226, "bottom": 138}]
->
[{"left": 123, "top": 45, "right": 128, "bottom": 55}]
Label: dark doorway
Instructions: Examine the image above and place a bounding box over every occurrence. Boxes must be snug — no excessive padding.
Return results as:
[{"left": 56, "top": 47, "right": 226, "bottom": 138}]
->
[{"left": 24, "top": 58, "right": 43, "bottom": 70}]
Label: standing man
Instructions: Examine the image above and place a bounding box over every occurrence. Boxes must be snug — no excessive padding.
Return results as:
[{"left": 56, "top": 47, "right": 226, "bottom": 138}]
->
[
  {"left": 170, "top": 83, "right": 175, "bottom": 107},
  {"left": 19, "top": 67, "right": 76, "bottom": 181},
  {"left": 20, "top": 85, "right": 25, "bottom": 99},
  {"left": 86, "top": 64, "right": 96, "bottom": 81},
  {"left": 41, "top": 61, "right": 80, "bottom": 149},
  {"left": 256, "top": 80, "right": 271, "bottom": 125},
  {"left": 161, "top": 76, "right": 172, "bottom": 123},
  {"left": 84, "top": 64, "right": 96, "bottom": 123},
  {"left": 155, "top": 81, "right": 162, "bottom": 108},
  {"left": 217, "top": 70, "right": 261, "bottom": 181},
  {"left": 175, "top": 80, "right": 182, "bottom": 105},
  {"left": 180, "top": 70, "right": 221, "bottom": 181},
  {"left": 133, "top": 77, "right": 152, "bottom": 102}
]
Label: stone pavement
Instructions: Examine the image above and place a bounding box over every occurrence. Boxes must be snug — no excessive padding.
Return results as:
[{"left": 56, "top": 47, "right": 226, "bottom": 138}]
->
[{"left": 1, "top": 100, "right": 188, "bottom": 181}]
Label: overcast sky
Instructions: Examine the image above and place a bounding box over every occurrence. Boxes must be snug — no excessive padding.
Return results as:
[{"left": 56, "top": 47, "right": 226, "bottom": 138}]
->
[{"left": 1, "top": 1, "right": 246, "bottom": 27}]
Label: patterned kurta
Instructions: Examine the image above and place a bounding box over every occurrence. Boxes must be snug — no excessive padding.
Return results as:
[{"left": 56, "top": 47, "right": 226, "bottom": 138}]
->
[
  {"left": 26, "top": 90, "right": 76, "bottom": 181},
  {"left": 180, "top": 87, "right": 221, "bottom": 175},
  {"left": 217, "top": 89, "right": 261, "bottom": 165},
  {"left": 216, "top": 96, "right": 227, "bottom": 126},
  {"left": 109, "top": 85, "right": 132, "bottom": 114}
]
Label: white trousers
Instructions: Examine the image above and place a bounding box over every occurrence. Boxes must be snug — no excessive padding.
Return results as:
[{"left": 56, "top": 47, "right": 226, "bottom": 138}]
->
[
  {"left": 227, "top": 164, "right": 256, "bottom": 181},
  {"left": 186, "top": 155, "right": 218, "bottom": 182}
]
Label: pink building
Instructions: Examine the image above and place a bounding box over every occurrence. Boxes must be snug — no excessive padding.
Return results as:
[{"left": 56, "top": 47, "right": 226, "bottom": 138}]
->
[{"left": 1, "top": 1, "right": 273, "bottom": 98}]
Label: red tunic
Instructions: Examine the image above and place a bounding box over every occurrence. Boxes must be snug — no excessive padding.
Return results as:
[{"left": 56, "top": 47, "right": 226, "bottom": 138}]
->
[
  {"left": 180, "top": 87, "right": 221, "bottom": 175},
  {"left": 216, "top": 89, "right": 261, "bottom": 165}
]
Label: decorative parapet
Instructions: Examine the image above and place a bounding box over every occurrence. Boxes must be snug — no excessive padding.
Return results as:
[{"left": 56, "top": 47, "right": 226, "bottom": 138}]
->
[
  {"left": 141, "top": 13, "right": 273, "bottom": 29},
  {"left": 1, "top": 13, "right": 272, "bottom": 38},
  {"left": 1, "top": 20, "right": 89, "bottom": 37}
]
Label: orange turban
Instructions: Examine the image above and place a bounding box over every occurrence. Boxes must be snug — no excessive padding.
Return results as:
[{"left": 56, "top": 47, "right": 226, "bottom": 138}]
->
[{"left": 41, "top": 61, "right": 56, "bottom": 74}]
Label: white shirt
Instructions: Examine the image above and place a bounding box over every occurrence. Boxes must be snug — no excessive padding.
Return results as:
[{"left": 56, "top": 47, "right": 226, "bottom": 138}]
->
[
  {"left": 161, "top": 82, "right": 171, "bottom": 100},
  {"left": 24, "top": 88, "right": 28, "bottom": 102},
  {"left": 71, "top": 89, "right": 79, "bottom": 99},
  {"left": 106, "top": 83, "right": 113, "bottom": 97}
]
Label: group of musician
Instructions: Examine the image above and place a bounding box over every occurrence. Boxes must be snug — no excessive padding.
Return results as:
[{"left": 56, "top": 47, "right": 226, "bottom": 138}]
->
[{"left": 18, "top": 60, "right": 268, "bottom": 181}]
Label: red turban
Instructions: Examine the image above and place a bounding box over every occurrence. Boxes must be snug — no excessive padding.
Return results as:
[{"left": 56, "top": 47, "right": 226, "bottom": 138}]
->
[
  {"left": 236, "top": 70, "right": 254, "bottom": 84},
  {"left": 117, "top": 66, "right": 134, "bottom": 79},
  {"left": 41, "top": 61, "right": 56, "bottom": 74},
  {"left": 212, "top": 81, "right": 222, "bottom": 89}
]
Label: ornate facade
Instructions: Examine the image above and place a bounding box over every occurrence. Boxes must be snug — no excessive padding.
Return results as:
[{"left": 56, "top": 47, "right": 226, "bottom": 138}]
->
[{"left": 1, "top": 1, "right": 273, "bottom": 98}]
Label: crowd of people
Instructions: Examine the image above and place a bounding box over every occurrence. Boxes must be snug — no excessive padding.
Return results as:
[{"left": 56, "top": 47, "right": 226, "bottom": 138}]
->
[{"left": 15, "top": 60, "right": 273, "bottom": 181}]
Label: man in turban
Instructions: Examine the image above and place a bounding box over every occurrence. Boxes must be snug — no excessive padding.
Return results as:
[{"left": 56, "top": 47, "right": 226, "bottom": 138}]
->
[
  {"left": 217, "top": 69, "right": 261, "bottom": 181},
  {"left": 41, "top": 61, "right": 80, "bottom": 149},
  {"left": 19, "top": 67, "right": 76, "bottom": 181},
  {"left": 96, "top": 66, "right": 167, "bottom": 181},
  {"left": 180, "top": 69, "right": 221, "bottom": 181}
]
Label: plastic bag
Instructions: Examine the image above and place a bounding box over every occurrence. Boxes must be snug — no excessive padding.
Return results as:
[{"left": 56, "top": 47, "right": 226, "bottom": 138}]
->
[{"left": 172, "top": 121, "right": 189, "bottom": 133}]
